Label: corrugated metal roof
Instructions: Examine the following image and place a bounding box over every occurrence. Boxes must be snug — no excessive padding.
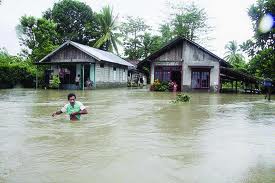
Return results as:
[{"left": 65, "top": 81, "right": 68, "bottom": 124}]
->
[
  {"left": 37, "top": 41, "right": 134, "bottom": 67},
  {"left": 70, "top": 41, "right": 133, "bottom": 67}
]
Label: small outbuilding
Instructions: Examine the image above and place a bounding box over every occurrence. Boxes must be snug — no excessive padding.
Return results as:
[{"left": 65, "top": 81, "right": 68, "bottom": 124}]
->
[
  {"left": 36, "top": 41, "right": 133, "bottom": 89},
  {"left": 127, "top": 60, "right": 147, "bottom": 86}
]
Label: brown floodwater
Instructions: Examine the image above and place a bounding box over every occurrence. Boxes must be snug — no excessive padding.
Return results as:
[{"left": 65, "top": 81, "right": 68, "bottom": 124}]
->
[{"left": 0, "top": 88, "right": 274, "bottom": 183}]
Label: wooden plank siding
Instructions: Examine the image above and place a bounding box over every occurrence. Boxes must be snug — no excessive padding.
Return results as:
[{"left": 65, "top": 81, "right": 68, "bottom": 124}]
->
[
  {"left": 95, "top": 62, "right": 128, "bottom": 88},
  {"left": 155, "top": 43, "right": 182, "bottom": 62},
  {"left": 50, "top": 45, "right": 94, "bottom": 63}
]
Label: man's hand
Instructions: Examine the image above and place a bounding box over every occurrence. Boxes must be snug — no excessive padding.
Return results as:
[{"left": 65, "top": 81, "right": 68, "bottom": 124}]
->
[
  {"left": 70, "top": 112, "right": 79, "bottom": 116},
  {"left": 52, "top": 111, "right": 62, "bottom": 117},
  {"left": 70, "top": 112, "right": 79, "bottom": 121}
]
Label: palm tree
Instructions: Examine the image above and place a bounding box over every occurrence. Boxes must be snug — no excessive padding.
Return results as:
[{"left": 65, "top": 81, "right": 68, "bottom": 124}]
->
[
  {"left": 93, "top": 6, "right": 121, "bottom": 54},
  {"left": 224, "top": 40, "right": 246, "bottom": 69}
]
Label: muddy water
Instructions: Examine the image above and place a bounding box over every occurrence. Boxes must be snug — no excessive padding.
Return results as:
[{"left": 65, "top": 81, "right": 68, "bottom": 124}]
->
[{"left": 0, "top": 88, "right": 274, "bottom": 183}]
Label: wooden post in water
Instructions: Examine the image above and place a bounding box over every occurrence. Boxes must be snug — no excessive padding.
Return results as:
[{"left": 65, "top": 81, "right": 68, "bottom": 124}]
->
[
  {"left": 267, "top": 88, "right": 271, "bottom": 101},
  {"left": 82, "top": 64, "right": 84, "bottom": 91},
  {"left": 36, "top": 65, "right": 38, "bottom": 89}
]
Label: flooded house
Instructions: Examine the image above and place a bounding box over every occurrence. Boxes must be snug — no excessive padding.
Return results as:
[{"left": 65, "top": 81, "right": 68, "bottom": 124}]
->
[
  {"left": 127, "top": 60, "right": 147, "bottom": 87},
  {"left": 36, "top": 41, "right": 133, "bottom": 89},
  {"left": 141, "top": 37, "right": 258, "bottom": 92}
]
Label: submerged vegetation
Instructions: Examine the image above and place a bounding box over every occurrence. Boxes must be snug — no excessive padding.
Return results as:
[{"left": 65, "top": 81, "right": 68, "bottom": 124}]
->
[
  {"left": 171, "top": 93, "right": 191, "bottom": 103},
  {"left": 150, "top": 80, "right": 169, "bottom": 92}
]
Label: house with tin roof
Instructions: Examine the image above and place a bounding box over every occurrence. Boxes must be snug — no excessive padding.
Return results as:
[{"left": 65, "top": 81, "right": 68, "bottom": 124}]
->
[
  {"left": 36, "top": 41, "right": 134, "bottom": 89},
  {"left": 140, "top": 37, "right": 258, "bottom": 92}
]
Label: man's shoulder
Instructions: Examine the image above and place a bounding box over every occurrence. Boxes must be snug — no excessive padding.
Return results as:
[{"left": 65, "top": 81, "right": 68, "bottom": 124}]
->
[
  {"left": 75, "top": 101, "right": 84, "bottom": 106},
  {"left": 63, "top": 103, "right": 70, "bottom": 108}
]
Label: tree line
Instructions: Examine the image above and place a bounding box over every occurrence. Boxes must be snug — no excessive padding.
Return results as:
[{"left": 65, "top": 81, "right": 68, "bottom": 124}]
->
[{"left": 0, "top": 0, "right": 274, "bottom": 88}]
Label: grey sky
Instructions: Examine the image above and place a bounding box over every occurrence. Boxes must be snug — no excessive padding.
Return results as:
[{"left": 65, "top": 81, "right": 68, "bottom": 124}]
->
[{"left": 0, "top": 0, "right": 256, "bottom": 58}]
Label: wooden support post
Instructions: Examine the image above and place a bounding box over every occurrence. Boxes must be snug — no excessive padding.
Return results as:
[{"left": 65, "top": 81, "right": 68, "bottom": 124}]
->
[
  {"left": 36, "top": 65, "right": 38, "bottom": 89},
  {"left": 82, "top": 64, "right": 85, "bottom": 91},
  {"left": 267, "top": 88, "right": 271, "bottom": 101},
  {"left": 220, "top": 79, "right": 222, "bottom": 93},
  {"left": 94, "top": 63, "right": 96, "bottom": 88}
]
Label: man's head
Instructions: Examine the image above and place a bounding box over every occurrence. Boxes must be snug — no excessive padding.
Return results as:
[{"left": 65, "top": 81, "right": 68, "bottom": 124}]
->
[{"left": 67, "top": 93, "right": 76, "bottom": 105}]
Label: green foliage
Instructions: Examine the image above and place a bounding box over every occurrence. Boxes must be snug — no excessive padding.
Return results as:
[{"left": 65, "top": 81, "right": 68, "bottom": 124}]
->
[
  {"left": 0, "top": 50, "right": 37, "bottom": 88},
  {"left": 17, "top": 16, "right": 58, "bottom": 62},
  {"left": 150, "top": 80, "right": 169, "bottom": 92},
  {"left": 49, "top": 75, "right": 61, "bottom": 89},
  {"left": 248, "top": 48, "right": 275, "bottom": 80},
  {"left": 224, "top": 40, "right": 247, "bottom": 70},
  {"left": 247, "top": 0, "right": 275, "bottom": 51},
  {"left": 241, "top": 0, "right": 274, "bottom": 56},
  {"left": 162, "top": 2, "right": 211, "bottom": 43},
  {"left": 159, "top": 24, "right": 173, "bottom": 44},
  {"left": 93, "top": 5, "right": 121, "bottom": 54},
  {"left": 43, "top": 0, "right": 98, "bottom": 45},
  {"left": 120, "top": 16, "right": 151, "bottom": 59},
  {"left": 141, "top": 33, "right": 163, "bottom": 58},
  {"left": 171, "top": 93, "right": 191, "bottom": 103},
  {"left": 241, "top": 0, "right": 275, "bottom": 81}
]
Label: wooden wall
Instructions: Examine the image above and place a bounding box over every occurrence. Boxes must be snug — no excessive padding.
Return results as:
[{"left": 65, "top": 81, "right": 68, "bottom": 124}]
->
[
  {"left": 155, "top": 43, "right": 183, "bottom": 62},
  {"left": 50, "top": 45, "right": 93, "bottom": 62}
]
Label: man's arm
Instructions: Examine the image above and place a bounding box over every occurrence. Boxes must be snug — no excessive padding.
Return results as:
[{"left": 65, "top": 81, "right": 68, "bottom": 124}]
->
[
  {"left": 52, "top": 110, "right": 63, "bottom": 117},
  {"left": 71, "top": 109, "right": 88, "bottom": 116}
]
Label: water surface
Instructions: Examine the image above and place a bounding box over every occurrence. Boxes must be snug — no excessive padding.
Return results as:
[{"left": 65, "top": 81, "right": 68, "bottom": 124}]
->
[{"left": 0, "top": 88, "right": 274, "bottom": 183}]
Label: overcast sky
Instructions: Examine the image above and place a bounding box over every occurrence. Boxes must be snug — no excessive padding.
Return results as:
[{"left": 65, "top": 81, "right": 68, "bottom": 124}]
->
[{"left": 0, "top": 0, "right": 256, "bottom": 58}]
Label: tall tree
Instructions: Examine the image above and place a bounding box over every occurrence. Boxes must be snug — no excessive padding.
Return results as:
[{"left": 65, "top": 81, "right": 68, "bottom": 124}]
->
[
  {"left": 93, "top": 5, "right": 121, "bottom": 54},
  {"left": 43, "top": 0, "right": 98, "bottom": 45},
  {"left": 159, "top": 24, "right": 173, "bottom": 45},
  {"left": 241, "top": 0, "right": 275, "bottom": 57},
  {"left": 242, "top": 0, "right": 275, "bottom": 80},
  {"left": 120, "top": 16, "right": 150, "bottom": 59},
  {"left": 141, "top": 33, "right": 162, "bottom": 58},
  {"left": 168, "top": 2, "right": 212, "bottom": 43},
  {"left": 248, "top": 48, "right": 275, "bottom": 80},
  {"left": 224, "top": 40, "right": 246, "bottom": 70},
  {"left": 16, "top": 16, "right": 58, "bottom": 62}
]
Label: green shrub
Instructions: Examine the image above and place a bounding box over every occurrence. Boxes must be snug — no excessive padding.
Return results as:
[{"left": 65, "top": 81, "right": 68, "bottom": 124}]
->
[
  {"left": 0, "top": 51, "right": 37, "bottom": 88},
  {"left": 49, "top": 75, "right": 60, "bottom": 89},
  {"left": 171, "top": 93, "right": 191, "bottom": 103},
  {"left": 150, "top": 79, "right": 169, "bottom": 91}
]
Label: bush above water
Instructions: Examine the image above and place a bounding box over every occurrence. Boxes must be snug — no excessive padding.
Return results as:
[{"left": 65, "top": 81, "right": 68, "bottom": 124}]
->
[
  {"left": 0, "top": 51, "right": 38, "bottom": 88},
  {"left": 150, "top": 80, "right": 169, "bottom": 91},
  {"left": 171, "top": 93, "right": 191, "bottom": 103}
]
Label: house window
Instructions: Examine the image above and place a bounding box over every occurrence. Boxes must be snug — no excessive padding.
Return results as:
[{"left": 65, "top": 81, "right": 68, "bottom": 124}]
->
[
  {"left": 100, "top": 63, "right": 104, "bottom": 68},
  {"left": 162, "top": 71, "right": 171, "bottom": 82},
  {"left": 123, "top": 69, "right": 126, "bottom": 81},
  {"left": 154, "top": 66, "right": 181, "bottom": 82},
  {"left": 191, "top": 69, "right": 210, "bottom": 89},
  {"left": 113, "top": 67, "right": 116, "bottom": 80}
]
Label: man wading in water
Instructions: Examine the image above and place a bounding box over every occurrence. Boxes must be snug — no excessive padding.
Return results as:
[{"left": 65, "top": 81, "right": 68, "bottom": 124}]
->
[{"left": 52, "top": 93, "right": 88, "bottom": 121}]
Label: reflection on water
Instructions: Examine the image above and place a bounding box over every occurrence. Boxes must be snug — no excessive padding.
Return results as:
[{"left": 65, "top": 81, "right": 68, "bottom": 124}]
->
[{"left": 0, "top": 88, "right": 274, "bottom": 183}]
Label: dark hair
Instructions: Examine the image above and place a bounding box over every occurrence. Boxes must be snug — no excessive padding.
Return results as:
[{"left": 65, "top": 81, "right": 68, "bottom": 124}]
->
[{"left": 67, "top": 93, "right": 76, "bottom": 100}]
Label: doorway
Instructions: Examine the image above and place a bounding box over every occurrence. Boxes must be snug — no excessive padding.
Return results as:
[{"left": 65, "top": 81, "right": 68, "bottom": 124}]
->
[{"left": 171, "top": 71, "right": 181, "bottom": 91}]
